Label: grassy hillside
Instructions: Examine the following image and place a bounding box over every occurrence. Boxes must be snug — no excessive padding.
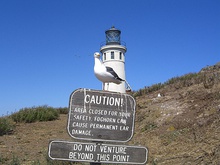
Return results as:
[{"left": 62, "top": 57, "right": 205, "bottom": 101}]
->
[
  {"left": 130, "top": 62, "right": 220, "bottom": 164},
  {"left": 0, "top": 62, "right": 220, "bottom": 165}
]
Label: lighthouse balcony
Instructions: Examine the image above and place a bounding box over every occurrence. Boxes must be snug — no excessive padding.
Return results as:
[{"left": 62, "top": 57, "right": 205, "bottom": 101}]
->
[{"left": 100, "top": 41, "right": 126, "bottom": 48}]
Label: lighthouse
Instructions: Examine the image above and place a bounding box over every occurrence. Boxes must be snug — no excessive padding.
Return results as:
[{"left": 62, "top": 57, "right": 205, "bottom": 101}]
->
[{"left": 100, "top": 26, "right": 127, "bottom": 93}]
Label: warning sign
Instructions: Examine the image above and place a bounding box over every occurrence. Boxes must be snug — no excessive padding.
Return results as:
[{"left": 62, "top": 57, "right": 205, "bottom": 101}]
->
[{"left": 67, "top": 88, "right": 136, "bottom": 142}]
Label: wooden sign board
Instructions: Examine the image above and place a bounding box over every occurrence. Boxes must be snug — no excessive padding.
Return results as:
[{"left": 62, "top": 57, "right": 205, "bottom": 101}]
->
[
  {"left": 48, "top": 140, "right": 148, "bottom": 164},
  {"left": 67, "top": 88, "right": 136, "bottom": 142}
]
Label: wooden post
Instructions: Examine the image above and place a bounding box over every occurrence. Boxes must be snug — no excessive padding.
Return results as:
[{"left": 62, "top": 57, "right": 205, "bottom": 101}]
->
[{"left": 90, "top": 141, "right": 102, "bottom": 165}]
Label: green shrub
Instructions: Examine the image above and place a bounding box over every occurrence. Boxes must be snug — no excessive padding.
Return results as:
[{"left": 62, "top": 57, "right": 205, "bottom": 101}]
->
[
  {"left": 0, "top": 154, "right": 5, "bottom": 164},
  {"left": 56, "top": 107, "right": 68, "bottom": 114},
  {"left": 11, "top": 105, "right": 59, "bottom": 123},
  {"left": 133, "top": 83, "right": 164, "bottom": 98},
  {"left": 133, "top": 72, "right": 200, "bottom": 97},
  {"left": 142, "top": 122, "right": 158, "bottom": 132},
  {"left": 0, "top": 117, "right": 14, "bottom": 136},
  {"left": 9, "top": 155, "right": 20, "bottom": 165},
  {"left": 164, "top": 72, "right": 199, "bottom": 85}
]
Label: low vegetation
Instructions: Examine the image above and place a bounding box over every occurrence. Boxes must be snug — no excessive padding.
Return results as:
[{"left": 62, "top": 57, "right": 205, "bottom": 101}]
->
[
  {"left": 133, "top": 69, "right": 220, "bottom": 98},
  {"left": 0, "top": 106, "right": 68, "bottom": 137},
  {"left": 0, "top": 154, "right": 79, "bottom": 165},
  {"left": 0, "top": 117, "right": 14, "bottom": 136},
  {"left": 133, "top": 72, "right": 202, "bottom": 97},
  {"left": 10, "top": 105, "right": 60, "bottom": 123}
]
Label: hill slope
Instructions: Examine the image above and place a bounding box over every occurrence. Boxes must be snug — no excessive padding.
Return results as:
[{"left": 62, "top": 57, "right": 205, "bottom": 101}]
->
[
  {"left": 130, "top": 62, "right": 220, "bottom": 164},
  {"left": 0, "top": 62, "right": 220, "bottom": 165}
]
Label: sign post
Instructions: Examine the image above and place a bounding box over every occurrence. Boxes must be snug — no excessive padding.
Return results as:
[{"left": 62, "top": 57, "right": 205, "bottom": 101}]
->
[{"left": 48, "top": 88, "right": 148, "bottom": 164}]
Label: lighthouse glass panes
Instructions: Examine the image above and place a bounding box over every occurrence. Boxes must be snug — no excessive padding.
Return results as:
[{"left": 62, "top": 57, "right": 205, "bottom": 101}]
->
[
  {"left": 105, "top": 27, "right": 121, "bottom": 45},
  {"left": 111, "top": 52, "right": 114, "bottom": 59},
  {"left": 102, "top": 51, "right": 124, "bottom": 61},
  {"left": 104, "top": 53, "right": 106, "bottom": 61}
]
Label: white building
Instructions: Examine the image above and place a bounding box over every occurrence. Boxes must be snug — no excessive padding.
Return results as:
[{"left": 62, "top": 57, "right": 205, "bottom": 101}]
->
[{"left": 100, "top": 26, "right": 127, "bottom": 93}]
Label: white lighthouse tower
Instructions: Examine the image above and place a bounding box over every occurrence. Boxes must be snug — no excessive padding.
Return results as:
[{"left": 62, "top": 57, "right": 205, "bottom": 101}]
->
[{"left": 100, "top": 26, "right": 127, "bottom": 93}]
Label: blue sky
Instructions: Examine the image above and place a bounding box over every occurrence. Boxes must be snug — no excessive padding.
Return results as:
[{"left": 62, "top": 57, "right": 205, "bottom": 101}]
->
[{"left": 0, "top": 0, "right": 219, "bottom": 116}]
